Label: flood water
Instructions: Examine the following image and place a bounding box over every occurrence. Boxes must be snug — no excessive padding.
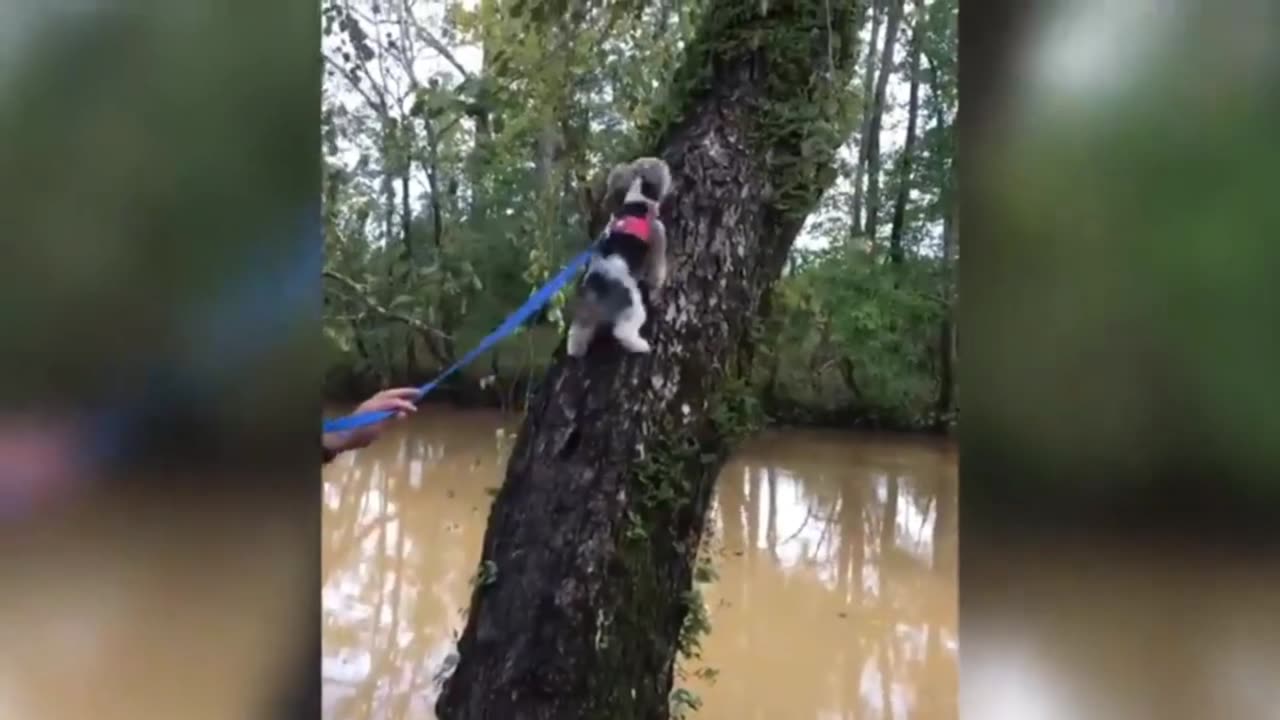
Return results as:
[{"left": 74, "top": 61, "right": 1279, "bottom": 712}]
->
[{"left": 322, "top": 407, "right": 958, "bottom": 720}]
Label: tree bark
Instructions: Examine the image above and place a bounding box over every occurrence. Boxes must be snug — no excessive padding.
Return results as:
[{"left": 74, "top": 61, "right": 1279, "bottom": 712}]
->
[
  {"left": 850, "top": 0, "right": 882, "bottom": 238},
  {"left": 888, "top": 0, "right": 923, "bottom": 265},
  {"left": 434, "top": 1, "right": 860, "bottom": 717},
  {"left": 864, "top": 0, "right": 905, "bottom": 244}
]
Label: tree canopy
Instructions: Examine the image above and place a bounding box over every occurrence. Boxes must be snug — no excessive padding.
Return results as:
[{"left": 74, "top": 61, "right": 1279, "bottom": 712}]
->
[{"left": 322, "top": 0, "right": 959, "bottom": 432}]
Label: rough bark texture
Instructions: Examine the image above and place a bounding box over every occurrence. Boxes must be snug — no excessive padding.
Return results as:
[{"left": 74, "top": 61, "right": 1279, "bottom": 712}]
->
[
  {"left": 863, "top": 0, "right": 905, "bottom": 244},
  {"left": 435, "top": 2, "right": 858, "bottom": 719},
  {"left": 887, "top": 0, "right": 922, "bottom": 265}
]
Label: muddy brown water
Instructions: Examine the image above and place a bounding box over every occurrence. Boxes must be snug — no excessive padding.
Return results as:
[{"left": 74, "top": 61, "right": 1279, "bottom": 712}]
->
[{"left": 322, "top": 407, "right": 958, "bottom": 719}]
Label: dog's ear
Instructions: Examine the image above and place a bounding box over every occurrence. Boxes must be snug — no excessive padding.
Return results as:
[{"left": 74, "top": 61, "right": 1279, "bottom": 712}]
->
[
  {"left": 605, "top": 162, "right": 637, "bottom": 212},
  {"left": 627, "top": 157, "right": 671, "bottom": 204}
]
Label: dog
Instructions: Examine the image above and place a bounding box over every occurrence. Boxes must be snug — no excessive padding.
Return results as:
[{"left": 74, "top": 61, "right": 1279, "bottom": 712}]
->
[{"left": 566, "top": 157, "right": 672, "bottom": 357}]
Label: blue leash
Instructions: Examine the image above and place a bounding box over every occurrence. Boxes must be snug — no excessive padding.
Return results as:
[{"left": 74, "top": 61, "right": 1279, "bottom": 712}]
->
[
  {"left": 322, "top": 242, "right": 597, "bottom": 434},
  {"left": 2, "top": 207, "right": 321, "bottom": 518},
  {"left": 88, "top": 207, "right": 323, "bottom": 464}
]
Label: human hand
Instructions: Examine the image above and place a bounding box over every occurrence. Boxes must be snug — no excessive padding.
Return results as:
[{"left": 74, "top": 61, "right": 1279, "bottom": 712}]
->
[
  {"left": 0, "top": 415, "right": 85, "bottom": 517},
  {"left": 322, "top": 387, "right": 419, "bottom": 458}
]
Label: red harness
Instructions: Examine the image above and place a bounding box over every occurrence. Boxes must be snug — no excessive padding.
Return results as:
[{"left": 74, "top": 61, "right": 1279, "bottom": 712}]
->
[{"left": 611, "top": 215, "right": 651, "bottom": 243}]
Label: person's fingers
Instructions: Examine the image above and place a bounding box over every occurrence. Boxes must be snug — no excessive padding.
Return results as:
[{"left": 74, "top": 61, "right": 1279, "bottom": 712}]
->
[
  {"left": 377, "top": 399, "right": 417, "bottom": 415},
  {"left": 355, "top": 389, "right": 420, "bottom": 414},
  {"left": 375, "top": 387, "right": 421, "bottom": 402}
]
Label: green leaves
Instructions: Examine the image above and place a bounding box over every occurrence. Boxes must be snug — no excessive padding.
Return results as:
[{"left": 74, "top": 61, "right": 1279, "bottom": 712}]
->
[
  {"left": 472, "top": 559, "right": 499, "bottom": 588},
  {"left": 761, "top": 239, "right": 951, "bottom": 425},
  {"left": 322, "top": 0, "right": 957, "bottom": 429},
  {"left": 669, "top": 687, "right": 703, "bottom": 718}
]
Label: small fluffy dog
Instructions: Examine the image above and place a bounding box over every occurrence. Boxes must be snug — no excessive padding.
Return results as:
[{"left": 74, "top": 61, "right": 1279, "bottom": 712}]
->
[{"left": 566, "top": 157, "right": 671, "bottom": 357}]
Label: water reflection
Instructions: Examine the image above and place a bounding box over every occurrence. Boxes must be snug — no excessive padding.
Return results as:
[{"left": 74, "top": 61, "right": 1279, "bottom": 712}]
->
[
  {"left": 700, "top": 430, "right": 958, "bottom": 720},
  {"left": 322, "top": 411, "right": 957, "bottom": 720}
]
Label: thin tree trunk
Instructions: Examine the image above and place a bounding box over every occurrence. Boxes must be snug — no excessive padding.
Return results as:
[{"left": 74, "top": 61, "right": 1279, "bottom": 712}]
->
[
  {"left": 936, "top": 172, "right": 957, "bottom": 418},
  {"left": 424, "top": 121, "right": 445, "bottom": 251},
  {"left": 435, "top": 0, "right": 860, "bottom": 715},
  {"left": 888, "top": 0, "right": 923, "bottom": 265},
  {"left": 400, "top": 166, "right": 420, "bottom": 377},
  {"left": 401, "top": 169, "right": 413, "bottom": 256},
  {"left": 465, "top": 0, "right": 495, "bottom": 228},
  {"left": 850, "top": 0, "right": 882, "bottom": 238},
  {"left": 927, "top": 53, "right": 957, "bottom": 420},
  {"left": 864, "top": 0, "right": 905, "bottom": 245},
  {"left": 422, "top": 119, "right": 456, "bottom": 363}
]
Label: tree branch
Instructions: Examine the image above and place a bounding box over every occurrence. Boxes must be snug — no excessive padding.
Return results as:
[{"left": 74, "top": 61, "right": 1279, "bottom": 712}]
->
[
  {"left": 323, "top": 50, "right": 389, "bottom": 115},
  {"left": 323, "top": 269, "right": 452, "bottom": 341},
  {"left": 407, "top": 9, "right": 474, "bottom": 79}
]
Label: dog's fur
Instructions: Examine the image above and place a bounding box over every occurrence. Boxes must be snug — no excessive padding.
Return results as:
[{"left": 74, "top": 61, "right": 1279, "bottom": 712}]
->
[{"left": 566, "top": 157, "right": 672, "bottom": 357}]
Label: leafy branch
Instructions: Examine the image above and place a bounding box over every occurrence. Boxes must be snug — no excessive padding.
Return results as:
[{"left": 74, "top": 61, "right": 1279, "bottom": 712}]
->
[{"left": 323, "top": 269, "right": 453, "bottom": 341}]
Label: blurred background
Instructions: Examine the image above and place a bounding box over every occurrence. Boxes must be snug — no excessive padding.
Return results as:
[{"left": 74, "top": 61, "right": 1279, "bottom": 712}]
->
[
  {"left": 964, "top": 0, "right": 1280, "bottom": 719},
  {"left": 0, "top": 1, "right": 320, "bottom": 718},
  {"left": 1, "top": 0, "right": 1277, "bottom": 717},
  {"left": 965, "top": 0, "right": 1280, "bottom": 524}
]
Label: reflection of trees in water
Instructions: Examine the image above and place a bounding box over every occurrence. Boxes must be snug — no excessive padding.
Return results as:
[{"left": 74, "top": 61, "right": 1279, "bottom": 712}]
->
[
  {"left": 323, "top": 416, "right": 522, "bottom": 719},
  {"left": 323, "top": 430, "right": 453, "bottom": 719},
  {"left": 708, "top": 444, "right": 957, "bottom": 720},
  {"left": 323, "top": 421, "right": 956, "bottom": 719}
]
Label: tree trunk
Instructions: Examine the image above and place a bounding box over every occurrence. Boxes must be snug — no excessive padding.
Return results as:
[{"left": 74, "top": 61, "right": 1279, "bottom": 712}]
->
[
  {"left": 850, "top": 0, "right": 882, "bottom": 238},
  {"left": 421, "top": 119, "right": 457, "bottom": 364},
  {"left": 434, "top": 1, "right": 860, "bottom": 717},
  {"left": 888, "top": 0, "right": 923, "bottom": 265},
  {"left": 935, "top": 165, "right": 957, "bottom": 418},
  {"left": 864, "top": 0, "right": 905, "bottom": 245},
  {"left": 929, "top": 48, "right": 957, "bottom": 420},
  {"left": 465, "top": 0, "right": 496, "bottom": 229},
  {"left": 400, "top": 165, "right": 420, "bottom": 377}
]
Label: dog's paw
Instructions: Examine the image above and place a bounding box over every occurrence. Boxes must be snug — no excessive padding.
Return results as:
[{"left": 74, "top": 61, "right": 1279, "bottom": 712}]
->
[{"left": 620, "top": 336, "right": 651, "bottom": 354}]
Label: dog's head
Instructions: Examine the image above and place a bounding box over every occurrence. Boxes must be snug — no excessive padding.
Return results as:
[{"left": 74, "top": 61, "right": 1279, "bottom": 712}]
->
[{"left": 605, "top": 157, "right": 671, "bottom": 217}]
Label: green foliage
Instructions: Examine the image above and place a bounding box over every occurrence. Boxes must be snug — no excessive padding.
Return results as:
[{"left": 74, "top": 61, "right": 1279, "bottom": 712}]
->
[
  {"left": 758, "top": 242, "right": 950, "bottom": 427},
  {"left": 322, "top": 0, "right": 702, "bottom": 394},
  {"left": 669, "top": 687, "right": 703, "bottom": 719},
  {"left": 709, "top": 374, "right": 766, "bottom": 442},
  {"left": 471, "top": 559, "right": 499, "bottom": 588},
  {"left": 321, "top": 0, "right": 959, "bottom": 431}
]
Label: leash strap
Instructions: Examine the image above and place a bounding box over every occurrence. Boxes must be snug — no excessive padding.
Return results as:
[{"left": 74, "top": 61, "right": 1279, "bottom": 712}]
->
[{"left": 322, "top": 240, "right": 599, "bottom": 434}]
